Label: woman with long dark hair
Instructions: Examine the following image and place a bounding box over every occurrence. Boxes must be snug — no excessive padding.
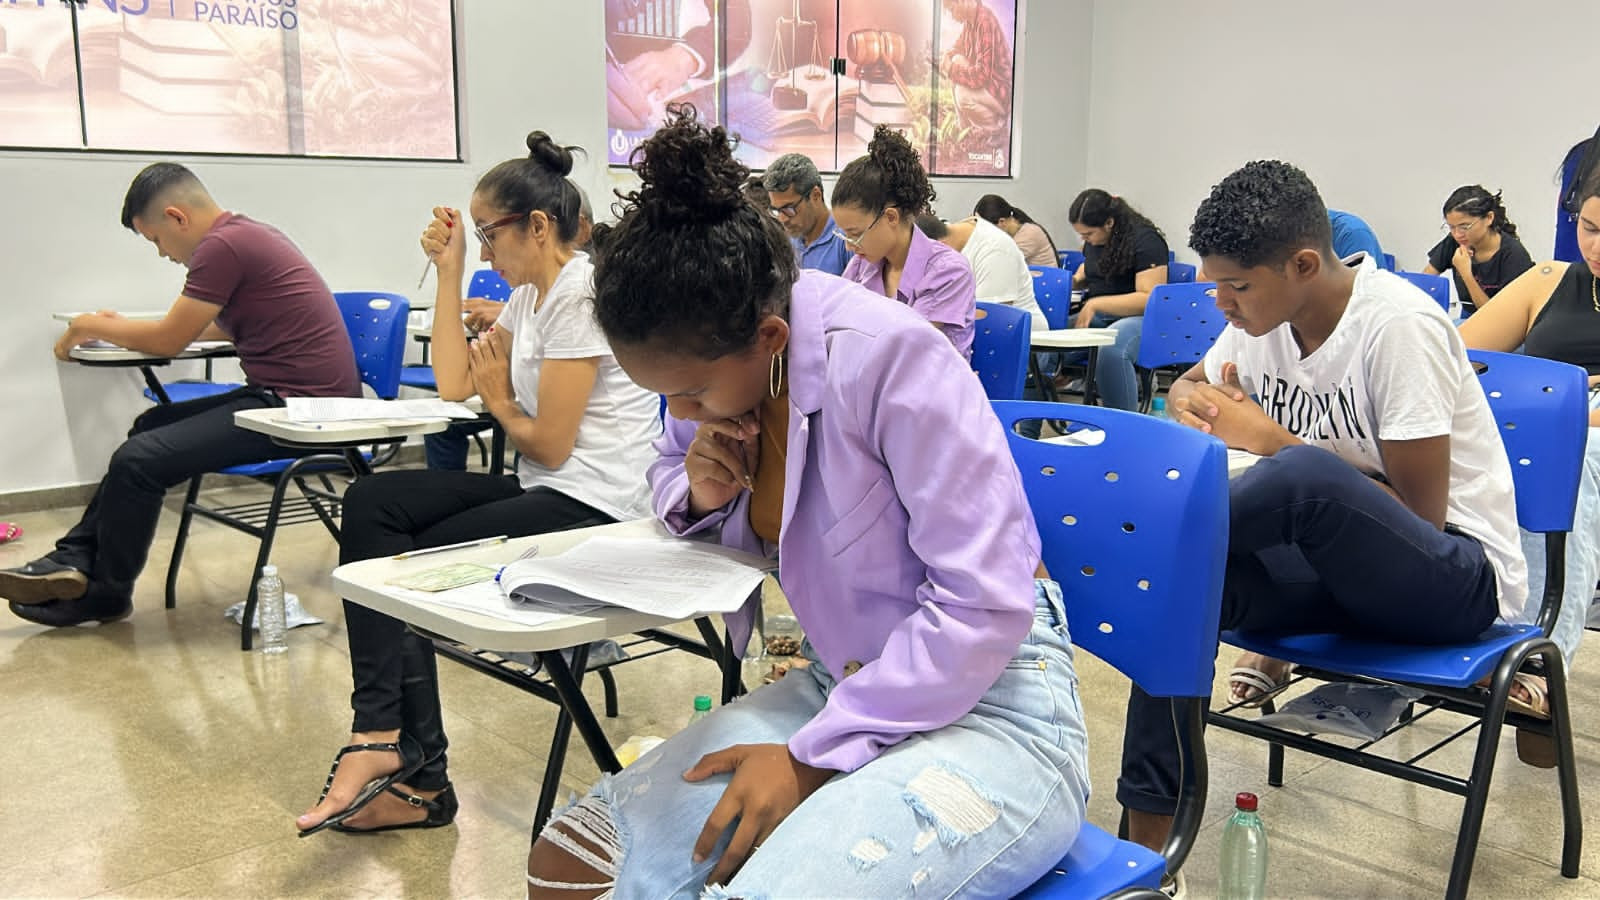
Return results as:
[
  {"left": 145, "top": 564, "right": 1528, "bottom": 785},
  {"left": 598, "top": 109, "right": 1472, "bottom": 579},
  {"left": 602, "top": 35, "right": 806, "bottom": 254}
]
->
[
  {"left": 1422, "top": 185, "right": 1533, "bottom": 316},
  {"left": 975, "top": 193, "right": 1060, "bottom": 266},
  {"left": 1067, "top": 188, "right": 1170, "bottom": 411},
  {"left": 524, "top": 104, "right": 1088, "bottom": 898}
]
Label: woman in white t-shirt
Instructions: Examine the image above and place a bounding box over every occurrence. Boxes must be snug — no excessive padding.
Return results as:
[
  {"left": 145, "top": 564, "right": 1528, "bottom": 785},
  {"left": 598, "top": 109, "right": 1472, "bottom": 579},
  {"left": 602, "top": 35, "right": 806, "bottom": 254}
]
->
[
  {"left": 297, "top": 133, "right": 660, "bottom": 837},
  {"left": 1116, "top": 161, "right": 1526, "bottom": 858},
  {"left": 915, "top": 213, "right": 1046, "bottom": 328}
]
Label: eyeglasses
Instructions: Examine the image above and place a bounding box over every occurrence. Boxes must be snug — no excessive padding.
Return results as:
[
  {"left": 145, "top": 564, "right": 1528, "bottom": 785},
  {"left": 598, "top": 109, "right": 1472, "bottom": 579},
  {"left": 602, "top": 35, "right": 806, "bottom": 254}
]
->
[
  {"left": 1441, "top": 217, "right": 1482, "bottom": 236},
  {"left": 835, "top": 207, "right": 889, "bottom": 249},
  {"left": 769, "top": 200, "right": 803, "bottom": 220},
  {"left": 475, "top": 211, "right": 532, "bottom": 250}
]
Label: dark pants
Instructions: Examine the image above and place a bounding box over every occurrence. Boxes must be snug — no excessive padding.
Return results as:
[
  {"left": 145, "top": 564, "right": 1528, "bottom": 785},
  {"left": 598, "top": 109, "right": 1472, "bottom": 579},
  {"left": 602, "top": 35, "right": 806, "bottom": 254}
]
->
[
  {"left": 340, "top": 470, "right": 613, "bottom": 789},
  {"left": 423, "top": 419, "right": 496, "bottom": 471},
  {"left": 1117, "top": 444, "right": 1501, "bottom": 815},
  {"left": 48, "top": 386, "right": 302, "bottom": 600}
]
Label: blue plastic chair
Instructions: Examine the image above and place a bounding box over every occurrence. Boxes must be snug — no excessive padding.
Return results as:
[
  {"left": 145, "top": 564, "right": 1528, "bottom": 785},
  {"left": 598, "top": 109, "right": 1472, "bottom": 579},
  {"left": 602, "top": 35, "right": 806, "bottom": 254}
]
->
[
  {"left": 1208, "top": 350, "right": 1586, "bottom": 899},
  {"left": 164, "top": 292, "right": 412, "bottom": 649},
  {"left": 971, "top": 303, "right": 1032, "bottom": 401},
  {"left": 1059, "top": 249, "right": 1085, "bottom": 276},
  {"left": 1166, "top": 261, "right": 1196, "bottom": 284},
  {"left": 1397, "top": 270, "right": 1451, "bottom": 312},
  {"left": 402, "top": 270, "right": 510, "bottom": 390},
  {"left": 1028, "top": 265, "right": 1073, "bottom": 330},
  {"left": 1135, "top": 283, "right": 1225, "bottom": 413},
  {"left": 468, "top": 268, "right": 513, "bottom": 301},
  {"left": 993, "top": 401, "right": 1229, "bottom": 898},
  {"left": 1381, "top": 252, "right": 1397, "bottom": 272}
]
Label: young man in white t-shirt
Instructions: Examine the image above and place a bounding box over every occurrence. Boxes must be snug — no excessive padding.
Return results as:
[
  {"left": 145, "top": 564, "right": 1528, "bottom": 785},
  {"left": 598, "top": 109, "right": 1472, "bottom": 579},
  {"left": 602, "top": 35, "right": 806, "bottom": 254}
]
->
[{"left": 1118, "top": 160, "right": 1527, "bottom": 858}]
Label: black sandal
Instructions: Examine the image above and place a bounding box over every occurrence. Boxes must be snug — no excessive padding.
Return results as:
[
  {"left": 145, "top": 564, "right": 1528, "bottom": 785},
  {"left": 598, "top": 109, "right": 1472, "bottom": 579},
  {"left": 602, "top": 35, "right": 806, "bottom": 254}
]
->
[
  {"left": 332, "top": 783, "right": 459, "bottom": 834},
  {"left": 298, "top": 735, "right": 434, "bottom": 838}
]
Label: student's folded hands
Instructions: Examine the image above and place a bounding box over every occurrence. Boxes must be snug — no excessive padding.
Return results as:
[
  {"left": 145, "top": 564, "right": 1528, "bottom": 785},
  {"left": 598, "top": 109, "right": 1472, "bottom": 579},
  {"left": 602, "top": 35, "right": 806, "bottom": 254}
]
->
[
  {"left": 684, "top": 414, "right": 759, "bottom": 517},
  {"left": 1175, "top": 362, "right": 1298, "bottom": 456},
  {"left": 466, "top": 331, "right": 513, "bottom": 409}
]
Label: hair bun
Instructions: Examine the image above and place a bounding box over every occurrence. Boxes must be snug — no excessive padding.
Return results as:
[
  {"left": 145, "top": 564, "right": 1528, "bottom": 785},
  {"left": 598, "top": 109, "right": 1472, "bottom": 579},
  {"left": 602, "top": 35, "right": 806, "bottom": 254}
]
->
[
  {"left": 526, "top": 131, "right": 576, "bottom": 177},
  {"left": 629, "top": 104, "right": 747, "bottom": 226}
]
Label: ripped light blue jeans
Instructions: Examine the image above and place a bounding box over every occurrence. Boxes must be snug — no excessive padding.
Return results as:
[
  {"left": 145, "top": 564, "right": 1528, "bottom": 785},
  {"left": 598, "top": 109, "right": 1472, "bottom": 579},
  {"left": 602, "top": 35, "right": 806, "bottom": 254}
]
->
[{"left": 534, "top": 581, "right": 1089, "bottom": 899}]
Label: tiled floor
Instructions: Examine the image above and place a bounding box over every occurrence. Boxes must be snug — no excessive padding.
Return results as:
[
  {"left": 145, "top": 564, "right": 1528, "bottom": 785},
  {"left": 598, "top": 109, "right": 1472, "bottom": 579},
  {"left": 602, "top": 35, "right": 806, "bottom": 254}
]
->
[{"left": 3, "top": 476, "right": 1599, "bottom": 898}]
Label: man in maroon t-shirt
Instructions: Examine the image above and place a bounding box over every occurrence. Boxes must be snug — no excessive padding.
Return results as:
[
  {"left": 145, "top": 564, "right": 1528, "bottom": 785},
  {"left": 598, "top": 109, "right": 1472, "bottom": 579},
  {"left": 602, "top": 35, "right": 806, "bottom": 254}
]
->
[{"left": 3, "top": 163, "right": 361, "bottom": 628}]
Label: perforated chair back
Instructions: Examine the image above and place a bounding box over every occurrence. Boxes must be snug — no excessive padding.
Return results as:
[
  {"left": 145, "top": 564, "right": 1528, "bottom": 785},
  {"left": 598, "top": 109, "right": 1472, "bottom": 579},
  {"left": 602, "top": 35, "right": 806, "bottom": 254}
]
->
[
  {"left": 1468, "top": 350, "right": 1586, "bottom": 534},
  {"left": 1028, "top": 265, "right": 1072, "bottom": 329},
  {"left": 468, "top": 268, "right": 512, "bottom": 301},
  {"left": 1136, "top": 283, "right": 1226, "bottom": 372},
  {"left": 994, "top": 401, "right": 1230, "bottom": 697},
  {"left": 1058, "top": 249, "right": 1085, "bottom": 274},
  {"left": 334, "top": 291, "right": 411, "bottom": 399},
  {"left": 1167, "top": 261, "right": 1197, "bottom": 284},
  {"left": 1397, "top": 271, "right": 1451, "bottom": 311},
  {"left": 971, "top": 303, "right": 1031, "bottom": 401}
]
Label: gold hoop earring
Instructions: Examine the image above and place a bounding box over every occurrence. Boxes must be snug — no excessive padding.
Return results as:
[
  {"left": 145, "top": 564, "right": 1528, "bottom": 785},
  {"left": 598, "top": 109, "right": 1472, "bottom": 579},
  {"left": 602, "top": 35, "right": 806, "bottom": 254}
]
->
[{"left": 769, "top": 351, "right": 785, "bottom": 399}]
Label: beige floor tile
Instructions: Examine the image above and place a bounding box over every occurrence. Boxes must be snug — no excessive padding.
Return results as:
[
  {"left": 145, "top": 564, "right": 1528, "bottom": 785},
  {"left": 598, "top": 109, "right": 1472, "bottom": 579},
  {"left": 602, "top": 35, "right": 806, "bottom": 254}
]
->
[{"left": 4, "top": 477, "right": 1600, "bottom": 897}]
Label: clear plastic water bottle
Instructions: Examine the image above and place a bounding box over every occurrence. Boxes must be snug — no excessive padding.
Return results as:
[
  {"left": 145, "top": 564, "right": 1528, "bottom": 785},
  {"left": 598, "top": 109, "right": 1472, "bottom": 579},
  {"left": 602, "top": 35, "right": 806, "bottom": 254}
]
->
[
  {"left": 1219, "top": 791, "right": 1268, "bottom": 900},
  {"left": 257, "top": 564, "right": 287, "bottom": 655},
  {"left": 688, "top": 695, "right": 713, "bottom": 726},
  {"left": 1151, "top": 396, "right": 1170, "bottom": 420}
]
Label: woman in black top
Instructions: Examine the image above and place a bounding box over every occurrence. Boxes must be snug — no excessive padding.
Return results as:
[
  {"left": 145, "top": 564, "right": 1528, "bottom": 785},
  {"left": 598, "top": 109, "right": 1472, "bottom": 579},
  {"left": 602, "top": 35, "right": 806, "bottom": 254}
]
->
[
  {"left": 1422, "top": 185, "right": 1533, "bottom": 316},
  {"left": 1461, "top": 163, "right": 1600, "bottom": 765},
  {"left": 1065, "top": 188, "right": 1169, "bottom": 411}
]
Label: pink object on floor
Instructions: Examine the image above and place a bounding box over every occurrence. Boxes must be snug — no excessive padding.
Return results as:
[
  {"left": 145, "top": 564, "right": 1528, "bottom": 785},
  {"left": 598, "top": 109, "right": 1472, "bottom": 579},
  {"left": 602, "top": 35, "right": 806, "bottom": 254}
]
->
[{"left": 0, "top": 523, "right": 21, "bottom": 544}]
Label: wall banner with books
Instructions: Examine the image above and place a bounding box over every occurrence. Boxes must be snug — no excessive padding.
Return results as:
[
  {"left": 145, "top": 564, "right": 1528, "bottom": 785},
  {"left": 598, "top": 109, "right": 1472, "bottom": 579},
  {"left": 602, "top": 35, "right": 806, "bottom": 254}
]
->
[
  {"left": 605, "top": 0, "right": 1017, "bottom": 176},
  {"left": 0, "top": 0, "right": 459, "bottom": 160}
]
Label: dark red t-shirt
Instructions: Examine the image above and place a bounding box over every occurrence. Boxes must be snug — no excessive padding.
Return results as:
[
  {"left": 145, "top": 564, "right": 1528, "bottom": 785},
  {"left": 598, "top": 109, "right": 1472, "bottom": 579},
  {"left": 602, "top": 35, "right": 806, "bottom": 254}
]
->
[{"left": 182, "top": 213, "right": 361, "bottom": 398}]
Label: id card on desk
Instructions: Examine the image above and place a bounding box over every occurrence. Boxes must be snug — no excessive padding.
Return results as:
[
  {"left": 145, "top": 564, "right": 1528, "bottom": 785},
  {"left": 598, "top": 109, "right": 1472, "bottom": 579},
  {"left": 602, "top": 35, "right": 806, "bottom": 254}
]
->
[{"left": 388, "top": 563, "right": 500, "bottom": 592}]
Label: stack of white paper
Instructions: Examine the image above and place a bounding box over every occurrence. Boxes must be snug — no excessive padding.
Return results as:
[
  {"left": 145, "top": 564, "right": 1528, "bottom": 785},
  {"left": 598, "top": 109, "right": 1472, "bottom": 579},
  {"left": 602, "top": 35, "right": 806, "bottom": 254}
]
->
[
  {"left": 500, "top": 537, "right": 776, "bottom": 619},
  {"left": 285, "top": 396, "right": 479, "bottom": 423}
]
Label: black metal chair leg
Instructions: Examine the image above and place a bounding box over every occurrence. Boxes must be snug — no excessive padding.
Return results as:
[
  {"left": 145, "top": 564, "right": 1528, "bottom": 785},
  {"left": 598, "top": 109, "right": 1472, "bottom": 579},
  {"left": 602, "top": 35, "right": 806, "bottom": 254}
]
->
[
  {"left": 599, "top": 667, "right": 620, "bottom": 718},
  {"left": 1261, "top": 697, "right": 1285, "bottom": 787},
  {"left": 534, "top": 707, "right": 576, "bottom": 834},
  {"left": 165, "top": 475, "right": 203, "bottom": 609},
  {"left": 240, "top": 465, "right": 300, "bottom": 651},
  {"left": 539, "top": 643, "right": 617, "bottom": 772},
  {"left": 1543, "top": 645, "right": 1584, "bottom": 879}
]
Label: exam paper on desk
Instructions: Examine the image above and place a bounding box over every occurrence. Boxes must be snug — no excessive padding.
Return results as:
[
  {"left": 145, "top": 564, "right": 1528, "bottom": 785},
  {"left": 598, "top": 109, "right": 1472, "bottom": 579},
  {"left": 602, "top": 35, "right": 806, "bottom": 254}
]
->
[
  {"left": 285, "top": 396, "right": 479, "bottom": 422},
  {"left": 499, "top": 537, "right": 777, "bottom": 620}
]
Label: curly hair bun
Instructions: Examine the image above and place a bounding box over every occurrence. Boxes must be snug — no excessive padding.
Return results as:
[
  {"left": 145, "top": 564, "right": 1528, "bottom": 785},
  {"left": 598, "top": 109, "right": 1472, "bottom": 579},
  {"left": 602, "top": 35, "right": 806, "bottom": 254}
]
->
[
  {"left": 526, "top": 131, "right": 576, "bottom": 177},
  {"left": 865, "top": 125, "right": 935, "bottom": 214},
  {"left": 631, "top": 104, "right": 749, "bottom": 226}
]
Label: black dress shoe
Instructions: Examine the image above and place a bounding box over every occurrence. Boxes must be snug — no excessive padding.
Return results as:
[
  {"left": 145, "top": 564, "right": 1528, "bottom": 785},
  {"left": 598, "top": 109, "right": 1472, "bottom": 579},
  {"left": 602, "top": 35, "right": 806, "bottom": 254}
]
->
[
  {"left": 0, "top": 559, "right": 89, "bottom": 605},
  {"left": 9, "top": 589, "right": 131, "bottom": 627}
]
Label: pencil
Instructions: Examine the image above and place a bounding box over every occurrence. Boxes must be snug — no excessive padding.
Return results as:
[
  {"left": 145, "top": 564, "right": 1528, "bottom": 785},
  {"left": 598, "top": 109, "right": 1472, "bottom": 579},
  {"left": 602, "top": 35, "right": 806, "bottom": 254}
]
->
[{"left": 394, "top": 534, "right": 509, "bottom": 560}]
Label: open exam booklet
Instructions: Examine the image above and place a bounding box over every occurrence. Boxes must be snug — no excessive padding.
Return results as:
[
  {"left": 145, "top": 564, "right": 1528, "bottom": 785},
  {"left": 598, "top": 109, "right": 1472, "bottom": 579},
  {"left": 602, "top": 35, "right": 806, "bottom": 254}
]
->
[
  {"left": 397, "top": 537, "right": 777, "bottom": 626},
  {"left": 497, "top": 537, "right": 777, "bottom": 619}
]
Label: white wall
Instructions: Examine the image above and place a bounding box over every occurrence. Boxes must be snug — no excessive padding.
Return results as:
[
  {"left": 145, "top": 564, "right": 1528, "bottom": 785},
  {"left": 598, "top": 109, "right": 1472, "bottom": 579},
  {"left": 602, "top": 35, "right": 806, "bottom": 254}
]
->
[
  {"left": 1083, "top": 0, "right": 1598, "bottom": 268},
  {"left": 2, "top": 0, "right": 1089, "bottom": 497}
]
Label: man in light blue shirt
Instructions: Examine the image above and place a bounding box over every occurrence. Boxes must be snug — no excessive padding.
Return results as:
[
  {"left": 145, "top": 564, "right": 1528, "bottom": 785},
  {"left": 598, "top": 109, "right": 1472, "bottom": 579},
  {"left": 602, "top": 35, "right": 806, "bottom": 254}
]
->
[
  {"left": 1327, "top": 208, "right": 1387, "bottom": 268},
  {"left": 763, "top": 153, "right": 851, "bottom": 276}
]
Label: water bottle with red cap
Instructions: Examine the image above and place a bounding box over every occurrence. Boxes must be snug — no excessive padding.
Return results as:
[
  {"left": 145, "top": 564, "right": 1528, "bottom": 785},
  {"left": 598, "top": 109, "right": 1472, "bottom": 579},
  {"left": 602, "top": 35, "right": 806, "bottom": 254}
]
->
[{"left": 1219, "top": 791, "right": 1268, "bottom": 899}]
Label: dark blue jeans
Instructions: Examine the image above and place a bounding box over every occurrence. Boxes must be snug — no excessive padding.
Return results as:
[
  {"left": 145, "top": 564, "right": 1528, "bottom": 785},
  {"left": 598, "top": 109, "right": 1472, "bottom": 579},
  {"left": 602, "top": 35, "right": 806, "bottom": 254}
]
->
[
  {"left": 1117, "top": 444, "right": 1501, "bottom": 815},
  {"left": 422, "top": 419, "right": 495, "bottom": 471}
]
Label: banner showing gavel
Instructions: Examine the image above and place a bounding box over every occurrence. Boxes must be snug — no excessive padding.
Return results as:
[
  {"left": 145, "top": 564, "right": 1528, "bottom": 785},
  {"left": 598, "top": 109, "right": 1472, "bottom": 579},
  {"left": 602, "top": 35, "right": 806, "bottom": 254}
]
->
[{"left": 846, "top": 29, "right": 910, "bottom": 101}]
